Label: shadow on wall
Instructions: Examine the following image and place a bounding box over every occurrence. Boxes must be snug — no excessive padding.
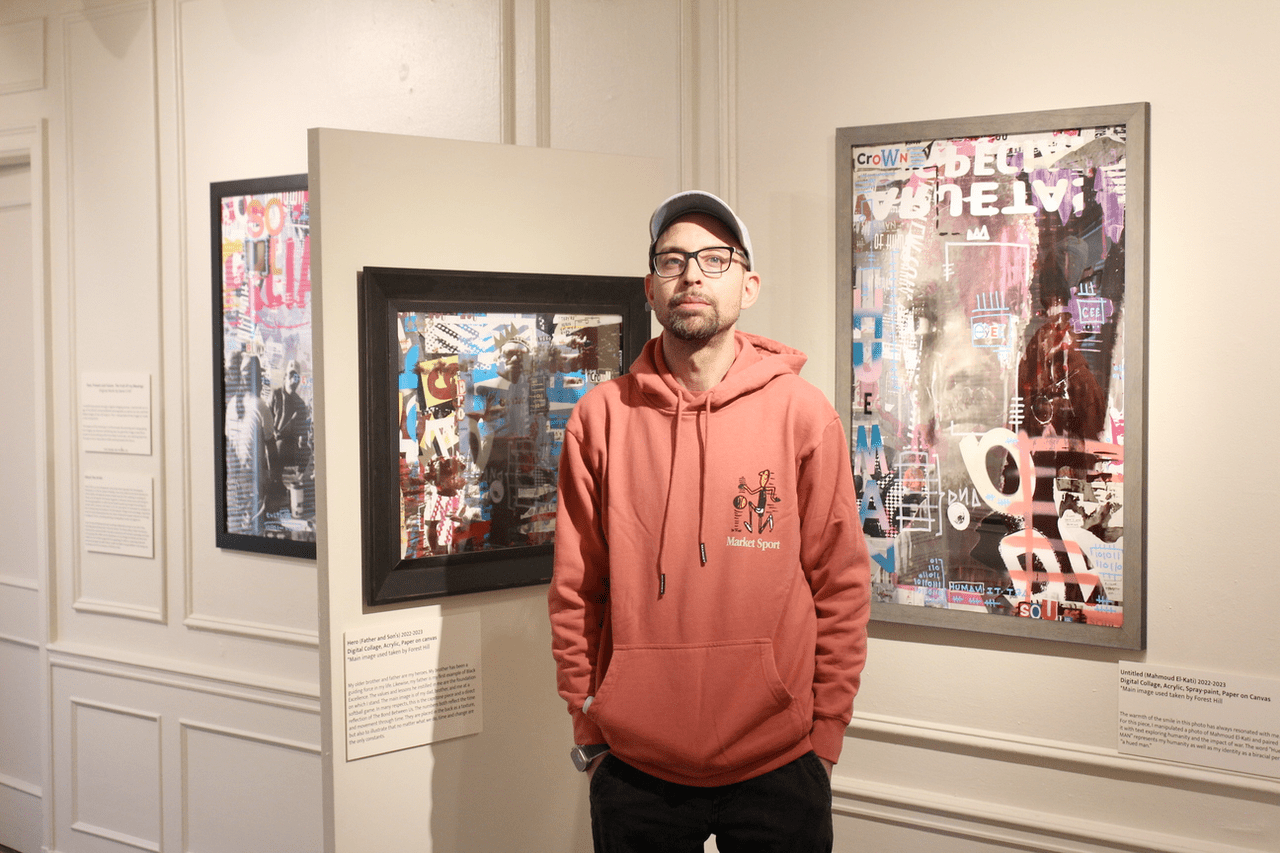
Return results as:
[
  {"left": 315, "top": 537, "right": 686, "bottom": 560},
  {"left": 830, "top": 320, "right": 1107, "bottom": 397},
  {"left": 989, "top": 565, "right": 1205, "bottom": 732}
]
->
[{"left": 428, "top": 586, "right": 593, "bottom": 852}]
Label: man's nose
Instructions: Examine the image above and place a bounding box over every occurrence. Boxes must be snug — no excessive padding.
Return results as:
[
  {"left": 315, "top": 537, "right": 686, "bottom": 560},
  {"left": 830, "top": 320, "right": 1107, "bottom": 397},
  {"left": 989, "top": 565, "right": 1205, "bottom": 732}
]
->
[{"left": 678, "top": 261, "right": 705, "bottom": 285}]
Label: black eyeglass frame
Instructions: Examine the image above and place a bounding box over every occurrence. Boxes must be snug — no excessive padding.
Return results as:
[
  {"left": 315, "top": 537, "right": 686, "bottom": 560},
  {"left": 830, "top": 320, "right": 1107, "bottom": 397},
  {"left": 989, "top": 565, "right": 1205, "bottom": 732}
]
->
[{"left": 648, "top": 245, "right": 750, "bottom": 277}]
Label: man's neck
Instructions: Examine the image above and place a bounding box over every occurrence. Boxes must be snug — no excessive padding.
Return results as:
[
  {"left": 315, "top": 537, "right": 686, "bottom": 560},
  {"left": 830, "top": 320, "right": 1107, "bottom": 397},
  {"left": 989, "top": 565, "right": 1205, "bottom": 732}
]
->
[{"left": 660, "top": 329, "right": 739, "bottom": 396}]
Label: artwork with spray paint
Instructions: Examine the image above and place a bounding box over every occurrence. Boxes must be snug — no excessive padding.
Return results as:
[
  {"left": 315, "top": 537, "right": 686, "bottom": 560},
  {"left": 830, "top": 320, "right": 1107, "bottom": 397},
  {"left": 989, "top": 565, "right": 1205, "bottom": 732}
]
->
[
  {"left": 396, "top": 311, "right": 622, "bottom": 559},
  {"left": 214, "top": 175, "right": 315, "bottom": 556},
  {"left": 847, "top": 118, "right": 1136, "bottom": 634}
]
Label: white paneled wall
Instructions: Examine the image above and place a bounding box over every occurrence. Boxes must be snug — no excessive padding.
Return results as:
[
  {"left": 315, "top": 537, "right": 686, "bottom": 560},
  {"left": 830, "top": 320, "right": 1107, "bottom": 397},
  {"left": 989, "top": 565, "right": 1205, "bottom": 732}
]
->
[
  {"left": 0, "top": 116, "right": 47, "bottom": 853},
  {"left": 50, "top": 657, "right": 321, "bottom": 851},
  {"left": 0, "top": 0, "right": 1277, "bottom": 851}
]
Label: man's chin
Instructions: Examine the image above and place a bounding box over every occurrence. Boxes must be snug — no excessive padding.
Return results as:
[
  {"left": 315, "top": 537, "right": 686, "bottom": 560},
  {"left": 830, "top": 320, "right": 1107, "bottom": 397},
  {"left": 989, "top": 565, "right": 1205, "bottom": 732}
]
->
[{"left": 667, "top": 318, "right": 725, "bottom": 342}]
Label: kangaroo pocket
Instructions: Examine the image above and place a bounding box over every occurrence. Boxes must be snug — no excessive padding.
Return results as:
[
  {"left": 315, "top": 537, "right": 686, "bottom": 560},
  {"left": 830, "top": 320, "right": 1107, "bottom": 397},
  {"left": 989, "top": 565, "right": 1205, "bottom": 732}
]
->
[{"left": 588, "top": 639, "right": 808, "bottom": 776}]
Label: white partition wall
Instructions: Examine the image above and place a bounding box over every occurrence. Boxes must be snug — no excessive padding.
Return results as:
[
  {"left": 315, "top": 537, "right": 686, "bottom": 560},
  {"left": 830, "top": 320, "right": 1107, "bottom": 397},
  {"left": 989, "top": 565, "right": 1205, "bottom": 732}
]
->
[{"left": 309, "top": 129, "right": 662, "bottom": 853}]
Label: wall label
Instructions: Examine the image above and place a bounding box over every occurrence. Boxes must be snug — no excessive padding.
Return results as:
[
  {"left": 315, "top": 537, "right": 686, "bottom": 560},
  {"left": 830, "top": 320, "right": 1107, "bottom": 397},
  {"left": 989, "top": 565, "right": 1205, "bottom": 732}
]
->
[
  {"left": 1118, "top": 664, "right": 1279, "bottom": 779},
  {"left": 344, "top": 611, "right": 481, "bottom": 760}
]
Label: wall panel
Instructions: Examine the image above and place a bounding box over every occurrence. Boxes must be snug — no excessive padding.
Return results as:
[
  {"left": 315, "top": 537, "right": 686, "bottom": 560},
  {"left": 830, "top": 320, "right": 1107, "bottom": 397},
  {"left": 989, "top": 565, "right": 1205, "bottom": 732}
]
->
[
  {"left": 63, "top": 2, "right": 166, "bottom": 623},
  {"left": 69, "top": 700, "right": 162, "bottom": 851},
  {"left": 549, "top": 0, "right": 682, "bottom": 189},
  {"left": 0, "top": 119, "right": 47, "bottom": 853},
  {"left": 51, "top": 654, "right": 320, "bottom": 853},
  {"left": 0, "top": 639, "right": 43, "bottom": 793},
  {"left": 0, "top": 637, "right": 44, "bottom": 853},
  {"left": 182, "top": 722, "right": 322, "bottom": 852}
]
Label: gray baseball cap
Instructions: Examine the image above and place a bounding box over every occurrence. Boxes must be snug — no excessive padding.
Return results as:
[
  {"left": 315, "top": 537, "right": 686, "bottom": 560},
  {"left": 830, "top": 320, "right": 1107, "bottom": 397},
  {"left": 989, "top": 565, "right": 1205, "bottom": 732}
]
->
[{"left": 648, "top": 190, "right": 753, "bottom": 269}]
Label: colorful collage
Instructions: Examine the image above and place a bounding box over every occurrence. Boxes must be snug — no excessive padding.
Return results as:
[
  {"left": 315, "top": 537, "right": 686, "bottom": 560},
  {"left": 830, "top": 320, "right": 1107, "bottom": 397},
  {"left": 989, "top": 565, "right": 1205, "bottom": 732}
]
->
[
  {"left": 218, "top": 182, "right": 315, "bottom": 546},
  {"left": 848, "top": 123, "right": 1130, "bottom": 629},
  {"left": 395, "top": 311, "right": 623, "bottom": 559}
]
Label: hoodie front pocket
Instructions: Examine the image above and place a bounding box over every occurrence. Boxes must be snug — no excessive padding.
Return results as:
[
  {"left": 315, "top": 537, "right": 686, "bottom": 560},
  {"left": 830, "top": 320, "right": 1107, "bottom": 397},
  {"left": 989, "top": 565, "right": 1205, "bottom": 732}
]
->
[{"left": 588, "top": 639, "right": 808, "bottom": 776}]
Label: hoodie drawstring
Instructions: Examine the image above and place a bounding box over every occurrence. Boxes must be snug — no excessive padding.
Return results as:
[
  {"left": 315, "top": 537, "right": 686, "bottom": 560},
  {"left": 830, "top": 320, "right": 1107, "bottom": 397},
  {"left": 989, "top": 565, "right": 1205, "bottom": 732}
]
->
[
  {"left": 655, "top": 394, "right": 713, "bottom": 597},
  {"left": 655, "top": 395, "right": 685, "bottom": 597},
  {"left": 697, "top": 396, "right": 711, "bottom": 567}
]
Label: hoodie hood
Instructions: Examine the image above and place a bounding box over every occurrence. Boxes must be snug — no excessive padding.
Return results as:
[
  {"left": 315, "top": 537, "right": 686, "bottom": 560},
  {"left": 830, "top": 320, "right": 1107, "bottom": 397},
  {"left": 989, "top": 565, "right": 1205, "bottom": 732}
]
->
[{"left": 630, "top": 331, "right": 808, "bottom": 411}]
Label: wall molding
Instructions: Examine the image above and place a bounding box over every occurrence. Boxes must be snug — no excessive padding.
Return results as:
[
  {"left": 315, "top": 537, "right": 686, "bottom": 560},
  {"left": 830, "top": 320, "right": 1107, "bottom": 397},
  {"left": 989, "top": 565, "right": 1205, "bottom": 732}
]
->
[
  {"left": 0, "top": 573, "right": 39, "bottom": 591},
  {"left": 533, "top": 0, "right": 550, "bottom": 147},
  {"left": 0, "top": 768, "right": 41, "bottom": 799},
  {"left": 183, "top": 612, "right": 320, "bottom": 648},
  {"left": 848, "top": 711, "right": 1280, "bottom": 797},
  {"left": 179, "top": 719, "right": 320, "bottom": 757},
  {"left": 68, "top": 819, "right": 159, "bottom": 853},
  {"left": 716, "top": 0, "right": 737, "bottom": 202},
  {"left": 0, "top": 631, "right": 40, "bottom": 651},
  {"left": 49, "top": 645, "right": 321, "bottom": 710},
  {"left": 674, "top": 1, "right": 739, "bottom": 201},
  {"left": 72, "top": 596, "right": 164, "bottom": 623},
  {"left": 832, "top": 776, "right": 1262, "bottom": 853},
  {"left": 677, "top": 0, "right": 697, "bottom": 189},
  {"left": 836, "top": 712, "right": 1278, "bottom": 853}
]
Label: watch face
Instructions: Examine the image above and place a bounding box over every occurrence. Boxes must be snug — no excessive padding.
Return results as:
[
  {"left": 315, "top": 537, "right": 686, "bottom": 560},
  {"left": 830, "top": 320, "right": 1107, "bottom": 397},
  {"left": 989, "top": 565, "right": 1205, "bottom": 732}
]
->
[{"left": 571, "top": 744, "right": 607, "bottom": 771}]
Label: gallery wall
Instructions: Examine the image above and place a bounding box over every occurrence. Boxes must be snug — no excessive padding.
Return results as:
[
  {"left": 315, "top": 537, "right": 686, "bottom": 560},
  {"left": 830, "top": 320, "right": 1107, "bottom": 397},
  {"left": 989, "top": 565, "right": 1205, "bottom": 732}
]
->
[
  {"left": 0, "top": 0, "right": 1275, "bottom": 851},
  {"left": 730, "top": 2, "right": 1279, "bottom": 850}
]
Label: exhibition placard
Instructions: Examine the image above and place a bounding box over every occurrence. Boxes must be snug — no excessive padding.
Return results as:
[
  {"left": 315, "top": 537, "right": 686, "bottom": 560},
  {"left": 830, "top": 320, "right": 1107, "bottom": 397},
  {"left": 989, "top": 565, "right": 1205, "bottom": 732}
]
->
[
  {"left": 80, "top": 372, "right": 152, "bottom": 455},
  {"left": 82, "top": 472, "right": 154, "bottom": 558},
  {"left": 1119, "top": 664, "right": 1279, "bottom": 779},
  {"left": 343, "top": 611, "right": 482, "bottom": 760}
]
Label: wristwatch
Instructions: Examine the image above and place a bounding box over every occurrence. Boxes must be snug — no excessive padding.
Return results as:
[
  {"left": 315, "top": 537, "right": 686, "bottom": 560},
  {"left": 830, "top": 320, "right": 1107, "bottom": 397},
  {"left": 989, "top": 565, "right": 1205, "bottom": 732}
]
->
[{"left": 570, "top": 743, "right": 610, "bottom": 772}]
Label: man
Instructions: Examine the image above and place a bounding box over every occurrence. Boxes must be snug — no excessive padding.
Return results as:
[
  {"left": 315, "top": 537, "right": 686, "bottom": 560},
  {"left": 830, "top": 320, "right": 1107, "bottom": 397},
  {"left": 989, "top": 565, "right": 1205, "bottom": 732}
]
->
[
  {"left": 548, "top": 190, "right": 871, "bottom": 851},
  {"left": 268, "top": 359, "right": 314, "bottom": 519},
  {"left": 225, "top": 351, "right": 274, "bottom": 535}
]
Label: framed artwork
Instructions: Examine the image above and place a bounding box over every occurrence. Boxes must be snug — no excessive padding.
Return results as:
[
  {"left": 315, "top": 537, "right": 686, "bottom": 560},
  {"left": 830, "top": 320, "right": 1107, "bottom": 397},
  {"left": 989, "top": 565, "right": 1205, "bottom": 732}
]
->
[
  {"left": 211, "top": 174, "right": 316, "bottom": 558},
  {"left": 358, "top": 266, "right": 650, "bottom": 606},
  {"left": 835, "top": 103, "right": 1148, "bottom": 648}
]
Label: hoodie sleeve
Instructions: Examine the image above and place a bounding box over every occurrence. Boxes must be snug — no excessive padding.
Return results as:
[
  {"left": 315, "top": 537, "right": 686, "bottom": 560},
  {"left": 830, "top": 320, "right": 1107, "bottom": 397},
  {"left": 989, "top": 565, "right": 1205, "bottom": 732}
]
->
[
  {"left": 547, "top": 410, "right": 610, "bottom": 745},
  {"left": 796, "top": 413, "right": 871, "bottom": 765}
]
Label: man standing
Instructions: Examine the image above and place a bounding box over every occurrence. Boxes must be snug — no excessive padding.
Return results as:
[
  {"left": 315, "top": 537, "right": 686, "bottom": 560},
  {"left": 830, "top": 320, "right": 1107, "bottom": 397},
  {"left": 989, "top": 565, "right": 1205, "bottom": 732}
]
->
[
  {"left": 268, "top": 359, "right": 313, "bottom": 516},
  {"left": 548, "top": 190, "right": 871, "bottom": 851}
]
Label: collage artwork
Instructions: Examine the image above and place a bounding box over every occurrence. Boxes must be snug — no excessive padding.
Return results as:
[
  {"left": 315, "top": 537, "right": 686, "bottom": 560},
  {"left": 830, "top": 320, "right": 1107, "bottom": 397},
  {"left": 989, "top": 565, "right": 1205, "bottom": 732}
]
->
[
  {"left": 219, "top": 185, "right": 315, "bottom": 544},
  {"left": 849, "top": 122, "right": 1130, "bottom": 629},
  {"left": 394, "top": 311, "right": 623, "bottom": 560}
]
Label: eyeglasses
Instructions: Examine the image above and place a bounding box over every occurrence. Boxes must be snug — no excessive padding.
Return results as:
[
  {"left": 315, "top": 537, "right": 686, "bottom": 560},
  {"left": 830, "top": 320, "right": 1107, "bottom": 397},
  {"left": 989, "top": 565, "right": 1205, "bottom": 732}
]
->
[{"left": 650, "top": 246, "right": 746, "bottom": 278}]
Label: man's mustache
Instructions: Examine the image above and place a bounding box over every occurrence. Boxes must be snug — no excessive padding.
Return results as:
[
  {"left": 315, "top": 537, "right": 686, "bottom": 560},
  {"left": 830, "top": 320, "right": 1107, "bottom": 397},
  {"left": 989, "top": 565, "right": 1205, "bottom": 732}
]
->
[{"left": 669, "top": 293, "right": 717, "bottom": 308}]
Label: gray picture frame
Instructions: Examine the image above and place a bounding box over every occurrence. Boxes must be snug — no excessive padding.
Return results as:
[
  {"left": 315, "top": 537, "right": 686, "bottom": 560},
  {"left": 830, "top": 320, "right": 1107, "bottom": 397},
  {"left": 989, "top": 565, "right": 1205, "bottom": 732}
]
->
[{"left": 835, "top": 103, "right": 1148, "bottom": 649}]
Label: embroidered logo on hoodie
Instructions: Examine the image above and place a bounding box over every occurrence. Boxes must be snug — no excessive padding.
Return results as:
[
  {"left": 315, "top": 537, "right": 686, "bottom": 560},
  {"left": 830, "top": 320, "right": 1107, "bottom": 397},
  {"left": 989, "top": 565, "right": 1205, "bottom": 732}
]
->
[{"left": 730, "top": 469, "right": 784, "bottom": 546}]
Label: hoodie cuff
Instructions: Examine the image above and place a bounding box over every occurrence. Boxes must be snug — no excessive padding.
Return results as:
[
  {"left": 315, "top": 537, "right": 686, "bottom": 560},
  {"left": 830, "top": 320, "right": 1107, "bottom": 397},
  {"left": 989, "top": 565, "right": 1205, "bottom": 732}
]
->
[
  {"left": 572, "top": 710, "right": 606, "bottom": 746},
  {"left": 810, "top": 715, "right": 849, "bottom": 766}
]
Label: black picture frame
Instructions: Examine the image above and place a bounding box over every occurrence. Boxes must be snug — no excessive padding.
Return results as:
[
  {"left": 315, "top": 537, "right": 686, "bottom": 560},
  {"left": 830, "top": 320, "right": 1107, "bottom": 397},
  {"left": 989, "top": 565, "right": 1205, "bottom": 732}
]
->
[
  {"left": 359, "top": 266, "right": 650, "bottom": 606},
  {"left": 835, "top": 103, "right": 1149, "bottom": 649},
  {"left": 211, "top": 174, "right": 316, "bottom": 559}
]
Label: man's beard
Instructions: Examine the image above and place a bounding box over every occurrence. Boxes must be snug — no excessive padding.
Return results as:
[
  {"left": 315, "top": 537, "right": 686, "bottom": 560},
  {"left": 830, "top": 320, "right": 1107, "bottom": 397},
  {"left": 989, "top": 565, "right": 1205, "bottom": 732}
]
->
[{"left": 663, "top": 296, "right": 732, "bottom": 342}]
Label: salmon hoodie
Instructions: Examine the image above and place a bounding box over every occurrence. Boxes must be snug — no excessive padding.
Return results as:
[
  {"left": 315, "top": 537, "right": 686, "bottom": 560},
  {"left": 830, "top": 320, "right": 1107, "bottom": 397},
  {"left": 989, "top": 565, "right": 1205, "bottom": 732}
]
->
[{"left": 549, "top": 331, "right": 871, "bottom": 787}]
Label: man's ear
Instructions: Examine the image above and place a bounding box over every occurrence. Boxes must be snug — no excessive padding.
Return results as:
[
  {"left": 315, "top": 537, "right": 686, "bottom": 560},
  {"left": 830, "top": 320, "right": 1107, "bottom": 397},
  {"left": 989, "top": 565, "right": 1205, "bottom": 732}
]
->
[
  {"left": 643, "top": 273, "right": 657, "bottom": 309},
  {"left": 739, "top": 270, "right": 761, "bottom": 310}
]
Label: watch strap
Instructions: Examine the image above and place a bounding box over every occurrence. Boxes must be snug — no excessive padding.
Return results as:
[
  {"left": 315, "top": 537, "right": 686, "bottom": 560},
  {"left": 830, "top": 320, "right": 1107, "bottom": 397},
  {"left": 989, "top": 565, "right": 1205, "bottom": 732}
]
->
[{"left": 570, "top": 743, "right": 610, "bottom": 772}]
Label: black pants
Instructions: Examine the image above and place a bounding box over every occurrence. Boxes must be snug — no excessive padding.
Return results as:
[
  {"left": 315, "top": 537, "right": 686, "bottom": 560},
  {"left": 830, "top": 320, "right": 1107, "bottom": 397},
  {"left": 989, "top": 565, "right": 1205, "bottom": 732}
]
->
[{"left": 589, "top": 752, "right": 833, "bottom": 853}]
